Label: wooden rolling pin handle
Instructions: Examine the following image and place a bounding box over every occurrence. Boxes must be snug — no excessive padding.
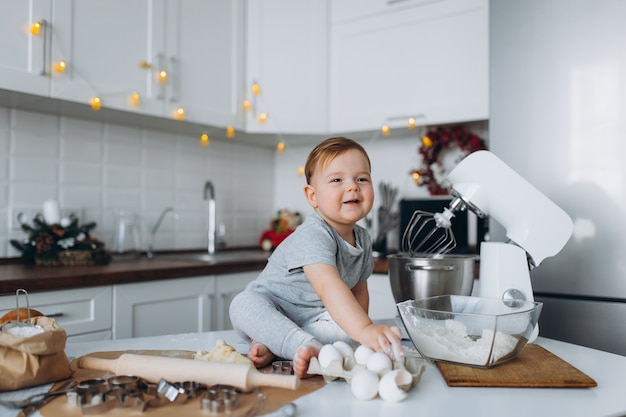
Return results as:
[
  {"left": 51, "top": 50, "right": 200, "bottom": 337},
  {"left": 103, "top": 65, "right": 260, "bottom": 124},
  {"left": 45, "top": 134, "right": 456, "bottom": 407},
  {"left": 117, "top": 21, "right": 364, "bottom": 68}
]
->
[
  {"left": 247, "top": 371, "right": 300, "bottom": 391},
  {"left": 78, "top": 356, "right": 118, "bottom": 373}
]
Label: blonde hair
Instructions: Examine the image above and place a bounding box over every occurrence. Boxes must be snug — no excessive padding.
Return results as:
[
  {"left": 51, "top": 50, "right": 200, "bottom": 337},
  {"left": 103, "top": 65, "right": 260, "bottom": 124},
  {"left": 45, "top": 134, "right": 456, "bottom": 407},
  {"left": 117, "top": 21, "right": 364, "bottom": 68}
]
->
[{"left": 304, "top": 137, "right": 371, "bottom": 184}]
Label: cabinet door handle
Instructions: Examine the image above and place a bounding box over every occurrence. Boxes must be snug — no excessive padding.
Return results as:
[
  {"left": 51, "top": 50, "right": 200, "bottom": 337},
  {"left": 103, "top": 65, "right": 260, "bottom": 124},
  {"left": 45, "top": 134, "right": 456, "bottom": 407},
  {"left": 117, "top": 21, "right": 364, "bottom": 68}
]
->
[
  {"left": 169, "top": 56, "right": 178, "bottom": 103},
  {"left": 38, "top": 19, "right": 48, "bottom": 76},
  {"left": 46, "top": 312, "right": 64, "bottom": 318},
  {"left": 156, "top": 53, "right": 166, "bottom": 100}
]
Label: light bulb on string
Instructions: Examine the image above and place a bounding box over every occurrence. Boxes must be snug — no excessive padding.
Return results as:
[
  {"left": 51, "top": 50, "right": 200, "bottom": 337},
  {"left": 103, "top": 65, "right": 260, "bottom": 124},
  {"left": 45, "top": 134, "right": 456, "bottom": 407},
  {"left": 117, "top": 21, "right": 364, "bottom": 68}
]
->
[
  {"left": 30, "top": 21, "right": 42, "bottom": 36},
  {"left": 412, "top": 172, "right": 420, "bottom": 184},
  {"left": 258, "top": 112, "right": 268, "bottom": 124},
  {"left": 277, "top": 141, "right": 285, "bottom": 154},
  {"left": 91, "top": 96, "right": 102, "bottom": 111},
  {"left": 130, "top": 92, "right": 140, "bottom": 107},
  {"left": 252, "top": 82, "right": 260, "bottom": 96},
  {"left": 226, "top": 126, "right": 235, "bottom": 139},
  {"left": 54, "top": 60, "right": 67, "bottom": 73},
  {"left": 297, "top": 166, "right": 305, "bottom": 177},
  {"left": 174, "top": 107, "right": 185, "bottom": 121},
  {"left": 381, "top": 124, "right": 391, "bottom": 137},
  {"left": 243, "top": 100, "right": 251, "bottom": 111},
  {"left": 422, "top": 135, "right": 433, "bottom": 148},
  {"left": 158, "top": 70, "right": 167, "bottom": 84},
  {"left": 200, "top": 133, "right": 209, "bottom": 147},
  {"left": 408, "top": 117, "right": 417, "bottom": 130}
]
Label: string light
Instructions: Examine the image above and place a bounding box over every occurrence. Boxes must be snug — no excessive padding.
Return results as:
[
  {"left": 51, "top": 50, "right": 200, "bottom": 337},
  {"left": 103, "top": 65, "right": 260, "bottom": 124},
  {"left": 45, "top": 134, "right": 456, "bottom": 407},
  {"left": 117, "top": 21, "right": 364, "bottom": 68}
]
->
[
  {"left": 381, "top": 124, "right": 391, "bottom": 136},
  {"left": 54, "top": 61, "right": 67, "bottom": 73},
  {"left": 412, "top": 172, "right": 420, "bottom": 184},
  {"left": 174, "top": 107, "right": 185, "bottom": 121},
  {"left": 200, "top": 133, "right": 209, "bottom": 147},
  {"left": 258, "top": 112, "right": 267, "bottom": 124},
  {"left": 277, "top": 141, "right": 285, "bottom": 153},
  {"left": 130, "top": 92, "right": 140, "bottom": 107},
  {"left": 30, "top": 21, "right": 42, "bottom": 36},
  {"left": 158, "top": 70, "right": 167, "bottom": 84},
  {"left": 243, "top": 100, "right": 251, "bottom": 111},
  {"left": 226, "top": 126, "right": 235, "bottom": 139},
  {"left": 91, "top": 96, "right": 102, "bottom": 111},
  {"left": 252, "top": 82, "right": 260, "bottom": 96},
  {"left": 422, "top": 135, "right": 433, "bottom": 148},
  {"left": 139, "top": 60, "right": 152, "bottom": 69},
  {"left": 297, "top": 166, "right": 305, "bottom": 177},
  {"left": 408, "top": 117, "right": 417, "bottom": 129}
]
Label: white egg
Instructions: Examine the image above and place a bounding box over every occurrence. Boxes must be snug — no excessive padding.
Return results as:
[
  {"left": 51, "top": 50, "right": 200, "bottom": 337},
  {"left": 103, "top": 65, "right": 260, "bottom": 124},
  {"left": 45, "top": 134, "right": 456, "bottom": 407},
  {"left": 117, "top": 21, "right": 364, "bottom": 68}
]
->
[
  {"left": 354, "top": 345, "right": 374, "bottom": 365},
  {"left": 366, "top": 351, "right": 392, "bottom": 374},
  {"left": 378, "top": 369, "right": 412, "bottom": 402},
  {"left": 318, "top": 344, "right": 343, "bottom": 368},
  {"left": 332, "top": 341, "right": 355, "bottom": 358},
  {"left": 350, "top": 369, "right": 379, "bottom": 401}
]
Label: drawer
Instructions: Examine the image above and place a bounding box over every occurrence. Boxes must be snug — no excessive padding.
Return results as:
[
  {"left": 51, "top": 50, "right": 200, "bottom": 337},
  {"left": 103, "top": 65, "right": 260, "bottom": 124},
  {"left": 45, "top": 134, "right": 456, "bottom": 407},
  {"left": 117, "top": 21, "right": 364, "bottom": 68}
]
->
[{"left": 0, "top": 286, "right": 113, "bottom": 337}]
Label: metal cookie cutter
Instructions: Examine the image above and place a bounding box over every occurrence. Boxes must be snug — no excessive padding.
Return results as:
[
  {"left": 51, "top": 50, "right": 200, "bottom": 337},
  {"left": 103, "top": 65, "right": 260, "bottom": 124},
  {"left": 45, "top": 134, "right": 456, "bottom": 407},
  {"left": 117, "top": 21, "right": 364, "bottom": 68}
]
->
[
  {"left": 271, "top": 360, "right": 294, "bottom": 375},
  {"left": 200, "top": 385, "right": 240, "bottom": 414}
]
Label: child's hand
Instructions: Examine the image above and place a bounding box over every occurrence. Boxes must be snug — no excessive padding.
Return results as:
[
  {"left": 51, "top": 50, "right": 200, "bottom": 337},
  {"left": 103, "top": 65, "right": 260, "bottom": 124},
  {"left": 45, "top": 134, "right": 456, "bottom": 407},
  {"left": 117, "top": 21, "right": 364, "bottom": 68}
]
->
[{"left": 358, "top": 324, "right": 404, "bottom": 360}]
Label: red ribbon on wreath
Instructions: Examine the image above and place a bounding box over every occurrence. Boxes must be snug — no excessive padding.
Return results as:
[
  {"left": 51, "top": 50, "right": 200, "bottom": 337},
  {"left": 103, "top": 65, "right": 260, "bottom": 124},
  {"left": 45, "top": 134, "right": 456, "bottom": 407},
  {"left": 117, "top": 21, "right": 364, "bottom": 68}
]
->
[{"left": 411, "top": 125, "right": 487, "bottom": 195}]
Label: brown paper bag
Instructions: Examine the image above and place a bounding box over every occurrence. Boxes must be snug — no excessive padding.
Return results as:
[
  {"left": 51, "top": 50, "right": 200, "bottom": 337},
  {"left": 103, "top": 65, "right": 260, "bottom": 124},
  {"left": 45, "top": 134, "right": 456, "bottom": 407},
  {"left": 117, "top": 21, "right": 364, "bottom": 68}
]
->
[{"left": 0, "top": 316, "right": 73, "bottom": 391}]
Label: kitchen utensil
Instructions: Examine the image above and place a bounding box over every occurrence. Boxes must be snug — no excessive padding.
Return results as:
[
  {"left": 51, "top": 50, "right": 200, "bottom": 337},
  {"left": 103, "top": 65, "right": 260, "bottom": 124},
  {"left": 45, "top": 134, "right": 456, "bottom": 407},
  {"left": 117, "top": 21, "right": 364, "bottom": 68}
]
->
[
  {"left": 397, "top": 295, "right": 542, "bottom": 367},
  {"left": 77, "top": 353, "right": 300, "bottom": 392},
  {"left": 406, "top": 151, "right": 573, "bottom": 342},
  {"left": 110, "top": 210, "right": 142, "bottom": 257},
  {"left": 400, "top": 208, "right": 458, "bottom": 256},
  {"left": 0, "top": 380, "right": 77, "bottom": 409},
  {"left": 388, "top": 254, "right": 476, "bottom": 304},
  {"left": 0, "top": 289, "right": 43, "bottom": 335}
]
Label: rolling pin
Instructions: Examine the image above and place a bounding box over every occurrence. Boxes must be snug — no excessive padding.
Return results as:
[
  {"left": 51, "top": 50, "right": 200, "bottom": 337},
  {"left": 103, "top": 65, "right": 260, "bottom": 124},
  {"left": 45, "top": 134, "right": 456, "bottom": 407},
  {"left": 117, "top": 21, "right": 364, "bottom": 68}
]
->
[{"left": 78, "top": 353, "right": 300, "bottom": 391}]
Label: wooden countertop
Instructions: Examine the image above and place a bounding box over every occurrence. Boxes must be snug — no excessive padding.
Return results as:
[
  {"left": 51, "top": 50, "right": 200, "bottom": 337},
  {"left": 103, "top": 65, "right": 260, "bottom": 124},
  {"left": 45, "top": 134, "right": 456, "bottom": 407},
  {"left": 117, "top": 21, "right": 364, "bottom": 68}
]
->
[{"left": 0, "top": 251, "right": 391, "bottom": 295}]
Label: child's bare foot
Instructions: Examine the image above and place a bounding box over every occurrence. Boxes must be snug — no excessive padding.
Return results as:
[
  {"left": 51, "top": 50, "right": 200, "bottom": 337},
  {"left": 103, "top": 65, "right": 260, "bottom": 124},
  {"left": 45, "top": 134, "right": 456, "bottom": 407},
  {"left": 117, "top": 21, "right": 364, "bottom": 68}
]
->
[
  {"left": 293, "top": 340, "right": 323, "bottom": 379},
  {"left": 247, "top": 341, "right": 275, "bottom": 368}
]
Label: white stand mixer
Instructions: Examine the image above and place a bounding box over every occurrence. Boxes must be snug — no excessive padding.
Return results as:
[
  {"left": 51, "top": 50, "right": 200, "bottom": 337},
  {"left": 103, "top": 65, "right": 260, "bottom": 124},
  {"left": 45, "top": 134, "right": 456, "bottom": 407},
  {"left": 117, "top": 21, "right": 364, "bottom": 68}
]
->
[{"left": 443, "top": 151, "right": 573, "bottom": 341}]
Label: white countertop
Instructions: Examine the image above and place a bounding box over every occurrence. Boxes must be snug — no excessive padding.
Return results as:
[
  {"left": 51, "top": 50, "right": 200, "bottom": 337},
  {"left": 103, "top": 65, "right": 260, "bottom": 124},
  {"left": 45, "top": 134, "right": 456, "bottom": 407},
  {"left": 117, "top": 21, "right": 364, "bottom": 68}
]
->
[{"left": 62, "top": 331, "right": 626, "bottom": 417}]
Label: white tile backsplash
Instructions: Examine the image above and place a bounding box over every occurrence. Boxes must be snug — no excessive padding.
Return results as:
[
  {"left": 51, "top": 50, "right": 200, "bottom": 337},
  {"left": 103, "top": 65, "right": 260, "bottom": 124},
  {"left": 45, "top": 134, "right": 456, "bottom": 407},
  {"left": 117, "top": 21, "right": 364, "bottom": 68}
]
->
[{"left": 1, "top": 106, "right": 277, "bottom": 257}]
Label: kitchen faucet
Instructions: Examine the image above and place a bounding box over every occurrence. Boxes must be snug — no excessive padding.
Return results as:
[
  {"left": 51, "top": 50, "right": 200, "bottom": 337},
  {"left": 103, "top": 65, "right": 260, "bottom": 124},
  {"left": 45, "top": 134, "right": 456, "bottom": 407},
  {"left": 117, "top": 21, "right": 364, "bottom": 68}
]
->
[
  {"left": 147, "top": 207, "right": 175, "bottom": 258},
  {"left": 204, "top": 181, "right": 216, "bottom": 254}
]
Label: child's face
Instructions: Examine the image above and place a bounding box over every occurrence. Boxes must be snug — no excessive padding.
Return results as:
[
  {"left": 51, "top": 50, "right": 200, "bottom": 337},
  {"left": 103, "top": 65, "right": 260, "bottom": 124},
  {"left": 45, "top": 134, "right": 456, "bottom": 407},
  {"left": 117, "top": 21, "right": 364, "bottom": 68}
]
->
[{"left": 304, "top": 149, "right": 374, "bottom": 234}]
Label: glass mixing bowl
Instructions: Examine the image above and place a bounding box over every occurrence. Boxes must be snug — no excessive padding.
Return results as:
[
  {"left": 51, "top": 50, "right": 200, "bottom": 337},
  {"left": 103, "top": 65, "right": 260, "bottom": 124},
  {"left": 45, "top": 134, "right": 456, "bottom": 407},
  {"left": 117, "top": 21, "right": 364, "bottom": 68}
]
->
[{"left": 397, "top": 295, "right": 542, "bottom": 368}]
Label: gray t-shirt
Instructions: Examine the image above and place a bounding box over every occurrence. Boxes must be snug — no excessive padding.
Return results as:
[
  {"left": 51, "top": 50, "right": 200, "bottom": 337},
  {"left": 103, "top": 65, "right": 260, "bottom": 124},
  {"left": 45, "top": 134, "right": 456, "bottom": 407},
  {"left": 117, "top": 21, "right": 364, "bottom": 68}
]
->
[{"left": 248, "top": 212, "right": 374, "bottom": 309}]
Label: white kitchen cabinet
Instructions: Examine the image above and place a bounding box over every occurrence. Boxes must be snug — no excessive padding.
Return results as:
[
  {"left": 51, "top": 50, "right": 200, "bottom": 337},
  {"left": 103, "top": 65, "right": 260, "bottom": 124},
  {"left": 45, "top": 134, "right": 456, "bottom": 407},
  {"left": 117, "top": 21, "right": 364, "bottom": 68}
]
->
[
  {"left": 49, "top": 0, "right": 244, "bottom": 126},
  {"left": 113, "top": 276, "right": 216, "bottom": 339},
  {"left": 214, "top": 271, "right": 258, "bottom": 331},
  {"left": 330, "top": 0, "right": 488, "bottom": 133},
  {"left": 367, "top": 273, "right": 398, "bottom": 321},
  {"left": 0, "top": 286, "right": 113, "bottom": 341},
  {"left": 162, "top": 0, "right": 245, "bottom": 128},
  {"left": 244, "top": 0, "right": 328, "bottom": 135},
  {"left": 0, "top": 0, "right": 53, "bottom": 96}
]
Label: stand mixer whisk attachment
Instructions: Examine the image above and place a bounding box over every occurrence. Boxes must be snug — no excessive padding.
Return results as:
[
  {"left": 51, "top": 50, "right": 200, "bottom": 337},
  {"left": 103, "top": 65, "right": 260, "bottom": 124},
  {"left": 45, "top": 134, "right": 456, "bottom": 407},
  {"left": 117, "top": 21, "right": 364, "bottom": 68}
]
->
[{"left": 401, "top": 207, "right": 458, "bottom": 256}]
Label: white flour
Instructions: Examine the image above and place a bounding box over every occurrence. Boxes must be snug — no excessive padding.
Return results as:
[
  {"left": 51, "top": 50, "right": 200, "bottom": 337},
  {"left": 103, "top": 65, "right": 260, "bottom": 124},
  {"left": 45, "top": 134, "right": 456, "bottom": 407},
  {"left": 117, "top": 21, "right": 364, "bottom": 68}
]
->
[
  {"left": 3, "top": 324, "right": 45, "bottom": 337},
  {"left": 406, "top": 317, "right": 519, "bottom": 366}
]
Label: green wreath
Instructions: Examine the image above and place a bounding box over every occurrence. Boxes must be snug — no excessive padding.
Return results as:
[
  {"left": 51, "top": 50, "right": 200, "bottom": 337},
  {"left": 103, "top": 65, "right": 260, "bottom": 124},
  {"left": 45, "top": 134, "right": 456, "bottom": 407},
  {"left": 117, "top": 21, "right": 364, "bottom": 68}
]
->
[{"left": 411, "top": 126, "right": 487, "bottom": 195}]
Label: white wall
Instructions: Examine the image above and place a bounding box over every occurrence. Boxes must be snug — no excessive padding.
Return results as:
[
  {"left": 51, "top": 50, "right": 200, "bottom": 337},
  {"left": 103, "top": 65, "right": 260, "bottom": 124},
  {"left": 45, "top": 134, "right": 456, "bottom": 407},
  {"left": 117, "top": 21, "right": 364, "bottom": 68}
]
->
[{"left": 0, "top": 106, "right": 276, "bottom": 257}]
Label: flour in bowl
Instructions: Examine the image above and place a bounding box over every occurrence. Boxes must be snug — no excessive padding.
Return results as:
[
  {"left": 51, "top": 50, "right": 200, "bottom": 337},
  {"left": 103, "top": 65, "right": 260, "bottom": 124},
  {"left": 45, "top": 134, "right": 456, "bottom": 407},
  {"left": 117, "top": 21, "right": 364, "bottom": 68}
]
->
[{"left": 405, "top": 317, "right": 519, "bottom": 366}]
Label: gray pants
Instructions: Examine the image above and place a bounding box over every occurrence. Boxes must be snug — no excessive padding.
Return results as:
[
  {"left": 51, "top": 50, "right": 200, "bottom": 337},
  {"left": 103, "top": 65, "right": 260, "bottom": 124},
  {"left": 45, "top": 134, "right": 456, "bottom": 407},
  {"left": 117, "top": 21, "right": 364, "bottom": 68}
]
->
[{"left": 229, "top": 290, "right": 356, "bottom": 360}]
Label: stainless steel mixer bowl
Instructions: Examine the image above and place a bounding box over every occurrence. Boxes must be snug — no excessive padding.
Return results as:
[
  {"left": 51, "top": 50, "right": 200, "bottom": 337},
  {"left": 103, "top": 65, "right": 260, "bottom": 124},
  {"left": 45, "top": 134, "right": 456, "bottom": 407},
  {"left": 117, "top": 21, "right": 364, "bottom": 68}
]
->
[{"left": 388, "top": 253, "right": 478, "bottom": 303}]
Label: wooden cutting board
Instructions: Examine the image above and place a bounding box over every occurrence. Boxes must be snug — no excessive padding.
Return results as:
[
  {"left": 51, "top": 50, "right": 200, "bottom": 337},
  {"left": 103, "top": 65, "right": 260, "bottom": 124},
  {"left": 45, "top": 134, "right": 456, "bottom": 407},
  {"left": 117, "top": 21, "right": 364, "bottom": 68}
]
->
[
  {"left": 40, "top": 350, "right": 326, "bottom": 417},
  {"left": 436, "top": 344, "right": 597, "bottom": 388}
]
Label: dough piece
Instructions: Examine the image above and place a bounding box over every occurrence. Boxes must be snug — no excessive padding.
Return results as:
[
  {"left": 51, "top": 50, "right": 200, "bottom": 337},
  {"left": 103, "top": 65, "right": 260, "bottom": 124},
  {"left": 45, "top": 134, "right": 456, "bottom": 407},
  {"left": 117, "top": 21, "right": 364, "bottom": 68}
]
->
[{"left": 195, "top": 339, "right": 253, "bottom": 365}]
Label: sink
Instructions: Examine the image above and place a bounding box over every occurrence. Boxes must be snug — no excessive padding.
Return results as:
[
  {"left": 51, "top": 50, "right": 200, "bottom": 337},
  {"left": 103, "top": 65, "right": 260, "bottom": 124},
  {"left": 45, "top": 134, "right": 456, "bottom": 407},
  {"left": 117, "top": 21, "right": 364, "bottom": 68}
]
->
[{"left": 156, "top": 250, "right": 270, "bottom": 264}]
